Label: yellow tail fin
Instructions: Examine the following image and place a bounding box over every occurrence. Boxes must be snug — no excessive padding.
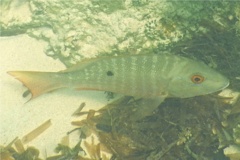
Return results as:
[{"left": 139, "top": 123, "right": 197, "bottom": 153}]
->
[{"left": 8, "top": 71, "right": 63, "bottom": 100}]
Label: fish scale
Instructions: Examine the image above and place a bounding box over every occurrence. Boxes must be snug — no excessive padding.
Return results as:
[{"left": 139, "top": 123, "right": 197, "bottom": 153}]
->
[
  {"left": 71, "top": 55, "right": 184, "bottom": 97},
  {"left": 8, "top": 54, "right": 229, "bottom": 100}
]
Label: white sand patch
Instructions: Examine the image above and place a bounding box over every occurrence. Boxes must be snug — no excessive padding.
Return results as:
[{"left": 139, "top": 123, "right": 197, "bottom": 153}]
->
[{"left": 0, "top": 35, "right": 110, "bottom": 158}]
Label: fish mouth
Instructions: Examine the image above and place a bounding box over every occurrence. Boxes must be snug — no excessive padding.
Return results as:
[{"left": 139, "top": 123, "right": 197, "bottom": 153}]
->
[
  {"left": 215, "top": 79, "right": 230, "bottom": 92},
  {"left": 205, "top": 79, "right": 229, "bottom": 96}
]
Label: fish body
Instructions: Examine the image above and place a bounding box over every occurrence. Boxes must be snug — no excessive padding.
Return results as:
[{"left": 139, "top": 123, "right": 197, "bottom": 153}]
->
[{"left": 8, "top": 54, "right": 229, "bottom": 100}]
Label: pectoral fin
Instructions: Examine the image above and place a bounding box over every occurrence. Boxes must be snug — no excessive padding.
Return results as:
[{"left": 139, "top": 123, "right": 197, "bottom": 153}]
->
[{"left": 130, "top": 98, "right": 165, "bottom": 121}]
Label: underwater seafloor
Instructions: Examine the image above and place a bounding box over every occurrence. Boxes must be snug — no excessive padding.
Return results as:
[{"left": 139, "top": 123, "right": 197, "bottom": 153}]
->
[{"left": 1, "top": 0, "right": 240, "bottom": 160}]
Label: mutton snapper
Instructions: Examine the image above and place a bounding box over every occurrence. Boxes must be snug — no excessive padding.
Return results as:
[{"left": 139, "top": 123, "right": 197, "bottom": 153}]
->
[{"left": 8, "top": 54, "right": 229, "bottom": 101}]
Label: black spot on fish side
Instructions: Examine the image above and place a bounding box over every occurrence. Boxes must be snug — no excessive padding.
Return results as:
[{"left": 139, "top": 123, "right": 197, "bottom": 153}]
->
[{"left": 106, "top": 71, "right": 114, "bottom": 76}]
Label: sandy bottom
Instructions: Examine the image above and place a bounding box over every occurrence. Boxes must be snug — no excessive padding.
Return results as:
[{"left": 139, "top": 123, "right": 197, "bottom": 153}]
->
[{"left": 0, "top": 35, "right": 112, "bottom": 158}]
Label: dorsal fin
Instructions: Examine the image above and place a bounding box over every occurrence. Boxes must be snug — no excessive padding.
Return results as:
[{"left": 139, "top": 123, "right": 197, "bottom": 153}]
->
[
  {"left": 61, "top": 55, "right": 120, "bottom": 72},
  {"left": 61, "top": 54, "right": 153, "bottom": 73},
  {"left": 61, "top": 57, "right": 100, "bottom": 72}
]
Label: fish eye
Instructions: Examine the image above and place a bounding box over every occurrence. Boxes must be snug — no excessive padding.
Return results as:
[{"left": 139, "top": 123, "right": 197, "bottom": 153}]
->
[{"left": 191, "top": 74, "right": 205, "bottom": 84}]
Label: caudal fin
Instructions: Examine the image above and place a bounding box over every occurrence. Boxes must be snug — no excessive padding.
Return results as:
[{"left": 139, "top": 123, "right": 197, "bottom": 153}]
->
[{"left": 8, "top": 71, "right": 63, "bottom": 100}]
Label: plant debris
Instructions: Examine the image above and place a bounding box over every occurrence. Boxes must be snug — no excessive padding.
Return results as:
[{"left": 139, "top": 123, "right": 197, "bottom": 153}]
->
[
  {"left": 71, "top": 94, "right": 240, "bottom": 160},
  {"left": 22, "top": 119, "right": 52, "bottom": 144}
]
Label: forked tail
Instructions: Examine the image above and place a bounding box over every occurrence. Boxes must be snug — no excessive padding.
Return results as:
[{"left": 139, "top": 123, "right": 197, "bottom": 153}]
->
[{"left": 8, "top": 71, "right": 64, "bottom": 100}]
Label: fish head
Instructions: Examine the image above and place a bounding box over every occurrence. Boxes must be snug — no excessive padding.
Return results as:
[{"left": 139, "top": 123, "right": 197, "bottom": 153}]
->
[{"left": 167, "top": 60, "right": 229, "bottom": 98}]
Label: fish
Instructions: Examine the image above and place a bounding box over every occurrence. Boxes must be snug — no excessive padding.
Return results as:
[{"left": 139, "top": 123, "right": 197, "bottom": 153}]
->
[{"left": 8, "top": 54, "right": 229, "bottom": 101}]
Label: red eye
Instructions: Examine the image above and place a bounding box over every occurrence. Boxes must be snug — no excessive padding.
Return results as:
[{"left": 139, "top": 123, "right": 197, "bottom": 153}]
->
[{"left": 191, "top": 74, "right": 205, "bottom": 84}]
